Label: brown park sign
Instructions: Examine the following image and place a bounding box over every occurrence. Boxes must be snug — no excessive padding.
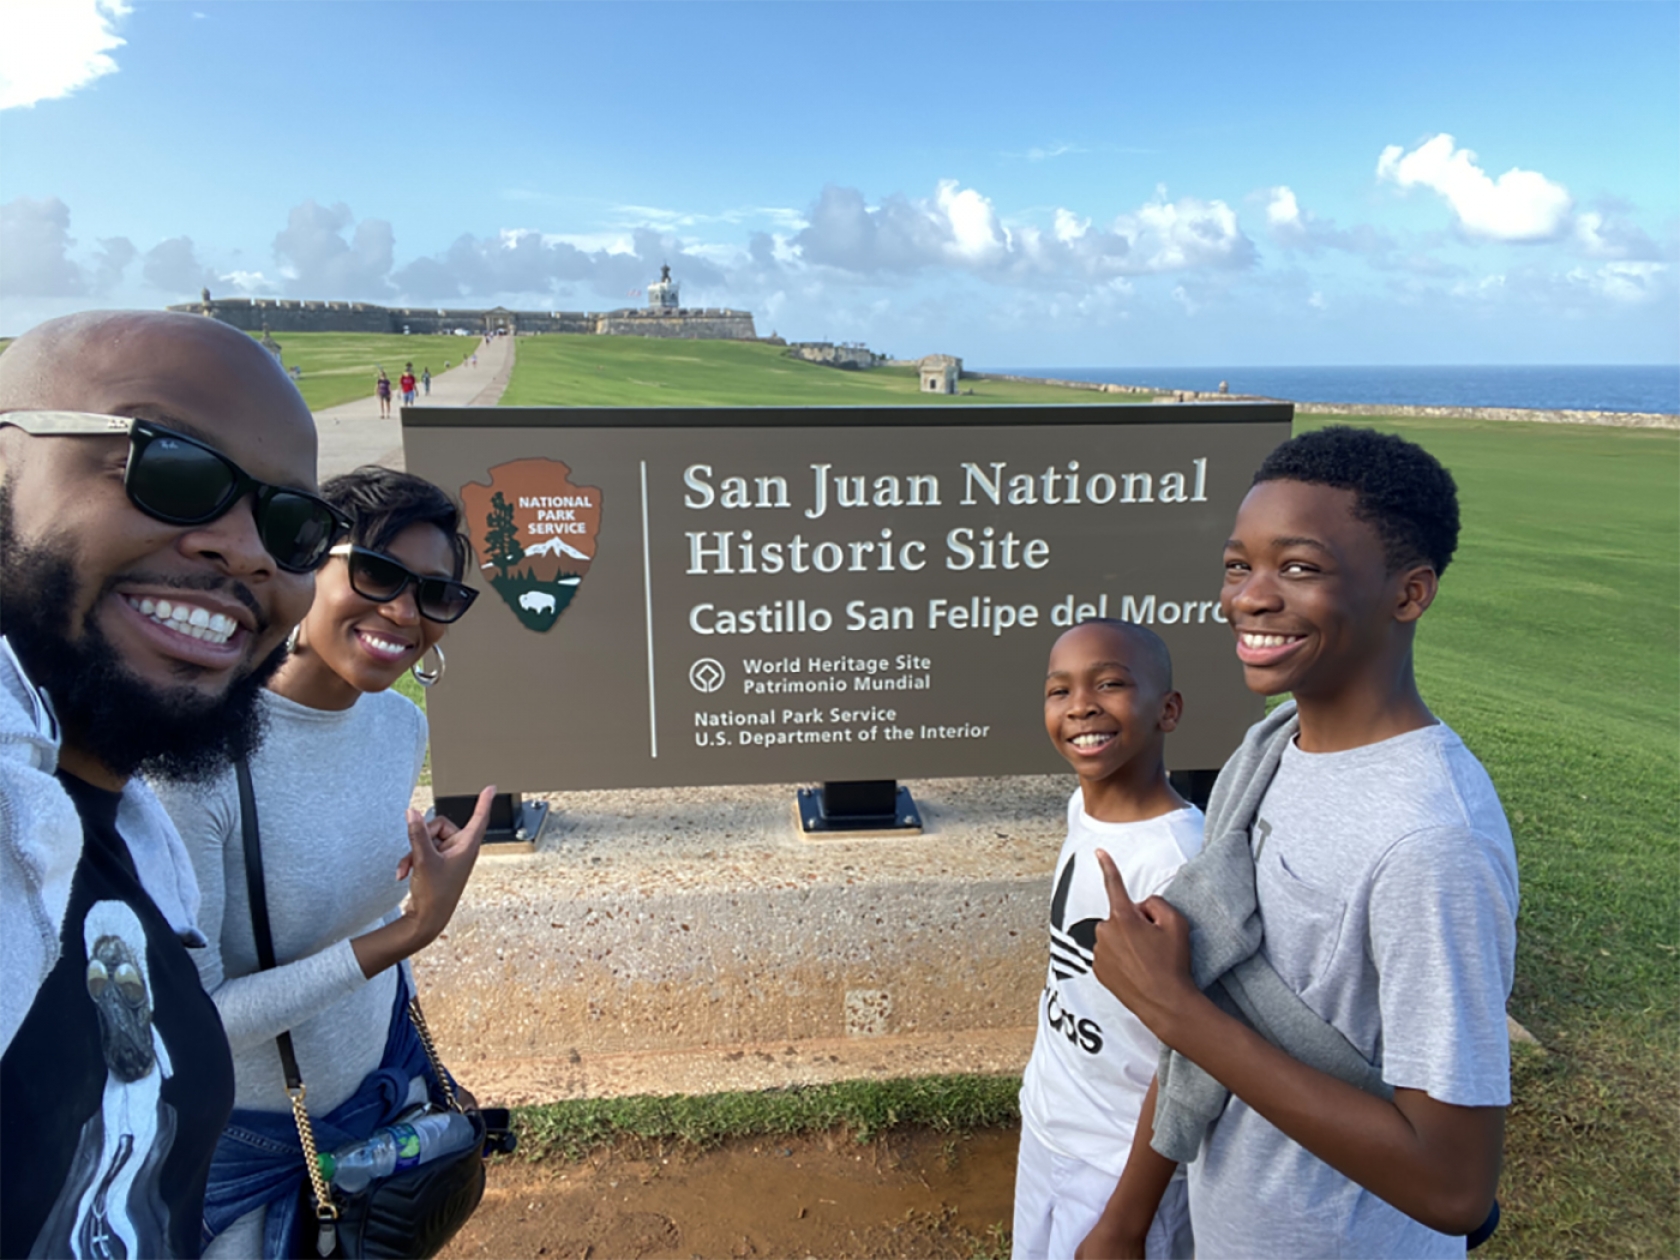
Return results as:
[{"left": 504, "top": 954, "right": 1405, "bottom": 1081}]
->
[{"left": 402, "top": 404, "right": 1292, "bottom": 795}]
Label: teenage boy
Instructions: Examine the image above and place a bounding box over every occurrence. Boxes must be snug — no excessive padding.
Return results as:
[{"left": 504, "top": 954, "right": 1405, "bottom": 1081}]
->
[
  {"left": 0, "top": 311, "right": 329, "bottom": 1257},
  {"left": 1091, "top": 426, "right": 1518, "bottom": 1258},
  {"left": 1014, "top": 619, "right": 1202, "bottom": 1260}
]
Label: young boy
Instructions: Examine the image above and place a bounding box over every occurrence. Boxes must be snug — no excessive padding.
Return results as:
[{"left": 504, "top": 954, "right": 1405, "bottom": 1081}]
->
[
  {"left": 1014, "top": 619, "right": 1202, "bottom": 1260},
  {"left": 1091, "top": 426, "right": 1518, "bottom": 1258}
]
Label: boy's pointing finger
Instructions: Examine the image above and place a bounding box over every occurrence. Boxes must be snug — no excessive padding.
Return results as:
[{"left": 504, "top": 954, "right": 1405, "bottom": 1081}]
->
[{"left": 1094, "top": 848, "right": 1135, "bottom": 915}]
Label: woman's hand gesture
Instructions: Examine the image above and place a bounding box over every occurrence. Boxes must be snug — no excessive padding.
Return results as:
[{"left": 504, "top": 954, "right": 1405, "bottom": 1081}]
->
[
  {"left": 398, "top": 785, "right": 495, "bottom": 948},
  {"left": 353, "top": 785, "right": 496, "bottom": 979}
]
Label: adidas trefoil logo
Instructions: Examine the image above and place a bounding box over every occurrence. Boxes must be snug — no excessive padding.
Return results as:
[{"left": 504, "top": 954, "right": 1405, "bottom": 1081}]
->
[{"left": 1049, "top": 853, "right": 1104, "bottom": 982}]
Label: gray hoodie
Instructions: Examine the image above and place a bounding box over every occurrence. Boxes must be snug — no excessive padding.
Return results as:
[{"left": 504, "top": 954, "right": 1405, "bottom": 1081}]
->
[
  {"left": 0, "top": 636, "right": 203, "bottom": 1056},
  {"left": 1150, "top": 700, "right": 1392, "bottom": 1162}
]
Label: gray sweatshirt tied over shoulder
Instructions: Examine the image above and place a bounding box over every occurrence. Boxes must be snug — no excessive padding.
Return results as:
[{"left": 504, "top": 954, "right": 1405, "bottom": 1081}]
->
[{"left": 1151, "top": 700, "right": 1392, "bottom": 1163}]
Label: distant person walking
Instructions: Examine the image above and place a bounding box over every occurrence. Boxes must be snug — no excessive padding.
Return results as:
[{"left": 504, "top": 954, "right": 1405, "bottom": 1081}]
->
[
  {"left": 399, "top": 365, "right": 417, "bottom": 406},
  {"left": 421, "top": 367, "right": 431, "bottom": 395},
  {"left": 375, "top": 369, "right": 392, "bottom": 418}
]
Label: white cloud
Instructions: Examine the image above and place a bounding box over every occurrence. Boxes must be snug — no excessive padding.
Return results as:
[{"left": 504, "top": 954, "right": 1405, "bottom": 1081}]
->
[
  {"left": 1308, "top": 291, "right": 1327, "bottom": 311},
  {"left": 0, "top": 0, "right": 129, "bottom": 111},
  {"left": 1027, "top": 142, "right": 1081, "bottom": 162},
  {"left": 1568, "top": 261, "right": 1669, "bottom": 305},
  {"left": 1376, "top": 134, "right": 1572, "bottom": 242},
  {"left": 389, "top": 221, "right": 726, "bottom": 304},
  {"left": 1053, "top": 209, "right": 1089, "bottom": 243},
  {"left": 1126, "top": 189, "right": 1251, "bottom": 273},
  {"left": 0, "top": 197, "right": 87, "bottom": 294},
  {"left": 534, "top": 229, "right": 637, "bottom": 255},
  {"left": 935, "top": 180, "right": 1009, "bottom": 265},
  {"left": 1572, "top": 208, "right": 1662, "bottom": 261},
  {"left": 142, "top": 236, "right": 219, "bottom": 295},
  {"left": 272, "top": 201, "right": 396, "bottom": 298},
  {"left": 223, "top": 269, "right": 274, "bottom": 294},
  {"left": 607, "top": 201, "right": 804, "bottom": 233},
  {"left": 91, "top": 235, "right": 135, "bottom": 290},
  {"left": 0, "top": 196, "right": 138, "bottom": 300},
  {"left": 1266, "top": 186, "right": 1303, "bottom": 232},
  {"left": 1450, "top": 273, "right": 1508, "bottom": 301},
  {"left": 1263, "top": 185, "right": 1396, "bottom": 258},
  {"left": 793, "top": 180, "right": 1254, "bottom": 284}
]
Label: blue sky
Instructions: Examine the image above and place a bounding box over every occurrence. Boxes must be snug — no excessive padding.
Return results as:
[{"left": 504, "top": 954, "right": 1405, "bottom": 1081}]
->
[{"left": 3, "top": 1, "right": 1676, "bottom": 365}]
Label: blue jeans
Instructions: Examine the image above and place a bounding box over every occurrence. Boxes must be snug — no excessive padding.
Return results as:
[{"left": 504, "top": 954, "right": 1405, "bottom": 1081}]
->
[{"left": 201, "top": 972, "right": 451, "bottom": 1257}]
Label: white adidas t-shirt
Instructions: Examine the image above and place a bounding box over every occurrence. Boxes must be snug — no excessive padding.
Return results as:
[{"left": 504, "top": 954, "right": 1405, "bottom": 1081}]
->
[{"left": 1019, "top": 794, "right": 1205, "bottom": 1177}]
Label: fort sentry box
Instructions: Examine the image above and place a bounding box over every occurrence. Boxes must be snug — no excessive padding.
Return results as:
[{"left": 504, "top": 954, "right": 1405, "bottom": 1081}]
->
[{"left": 403, "top": 404, "right": 1291, "bottom": 794}]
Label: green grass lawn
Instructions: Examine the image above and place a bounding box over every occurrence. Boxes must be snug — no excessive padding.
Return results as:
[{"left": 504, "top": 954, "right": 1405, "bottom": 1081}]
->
[
  {"left": 499, "top": 335, "right": 1148, "bottom": 407},
  {"left": 1292, "top": 413, "right": 1679, "bottom": 1257},
  {"left": 252, "top": 331, "right": 472, "bottom": 411}
]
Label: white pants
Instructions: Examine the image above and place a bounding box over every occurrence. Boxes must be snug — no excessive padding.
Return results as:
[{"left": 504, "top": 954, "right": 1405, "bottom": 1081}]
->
[{"left": 1012, "top": 1124, "right": 1193, "bottom": 1260}]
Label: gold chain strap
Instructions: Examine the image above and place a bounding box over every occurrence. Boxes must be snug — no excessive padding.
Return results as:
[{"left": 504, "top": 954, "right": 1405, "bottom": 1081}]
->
[
  {"left": 280, "top": 996, "right": 457, "bottom": 1257},
  {"left": 288, "top": 1082, "right": 341, "bottom": 1247},
  {"left": 407, "top": 996, "right": 459, "bottom": 1112}
]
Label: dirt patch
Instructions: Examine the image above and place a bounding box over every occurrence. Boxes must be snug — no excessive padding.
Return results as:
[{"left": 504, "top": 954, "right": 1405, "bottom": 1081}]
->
[{"left": 442, "top": 1125, "right": 1020, "bottom": 1259}]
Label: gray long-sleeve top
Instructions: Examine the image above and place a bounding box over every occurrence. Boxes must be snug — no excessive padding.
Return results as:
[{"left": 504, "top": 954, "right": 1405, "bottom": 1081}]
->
[{"left": 151, "top": 687, "right": 428, "bottom": 1256}]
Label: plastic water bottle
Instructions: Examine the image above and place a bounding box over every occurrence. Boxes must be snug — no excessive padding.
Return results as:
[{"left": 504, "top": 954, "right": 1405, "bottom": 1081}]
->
[{"left": 318, "top": 1111, "right": 476, "bottom": 1193}]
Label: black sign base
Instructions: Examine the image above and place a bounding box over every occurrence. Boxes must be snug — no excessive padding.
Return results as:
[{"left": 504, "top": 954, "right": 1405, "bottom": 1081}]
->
[
  {"left": 797, "top": 780, "right": 922, "bottom": 840},
  {"left": 434, "top": 791, "right": 549, "bottom": 853},
  {"left": 1167, "top": 769, "right": 1220, "bottom": 812}
]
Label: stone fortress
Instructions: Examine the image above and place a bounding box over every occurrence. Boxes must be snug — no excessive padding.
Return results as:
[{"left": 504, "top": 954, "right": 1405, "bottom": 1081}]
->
[{"left": 169, "top": 264, "right": 760, "bottom": 341}]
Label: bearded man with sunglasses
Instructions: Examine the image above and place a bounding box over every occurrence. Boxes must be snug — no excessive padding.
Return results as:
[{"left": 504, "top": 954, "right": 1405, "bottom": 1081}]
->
[{"left": 0, "top": 310, "right": 333, "bottom": 1258}]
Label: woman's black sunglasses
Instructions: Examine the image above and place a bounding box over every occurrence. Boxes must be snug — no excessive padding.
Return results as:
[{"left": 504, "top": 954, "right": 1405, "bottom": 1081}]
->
[
  {"left": 0, "top": 411, "right": 350, "bottom": 573},
  {"left": 331, "top": 544, "right": 478, "bottom": 624}
]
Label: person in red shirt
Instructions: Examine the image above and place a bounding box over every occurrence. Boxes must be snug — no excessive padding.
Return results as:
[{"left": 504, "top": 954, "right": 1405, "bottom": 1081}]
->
[{"left": 399, "top": 366, "right": 417, "bottom": 407}]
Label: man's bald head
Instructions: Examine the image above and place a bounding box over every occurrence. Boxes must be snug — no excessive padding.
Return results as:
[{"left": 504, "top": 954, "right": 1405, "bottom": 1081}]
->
[
  {"left": 0, "top": 310, "right": 305, "bottom": 421},
  {"left": 0, "top": 309, "right": 320, "bottom": 786}
]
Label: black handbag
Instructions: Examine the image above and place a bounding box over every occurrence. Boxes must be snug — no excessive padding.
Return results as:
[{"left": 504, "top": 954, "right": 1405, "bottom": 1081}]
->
[{"left": 235, "top": 758, "right": 489, "bottom": 1259}]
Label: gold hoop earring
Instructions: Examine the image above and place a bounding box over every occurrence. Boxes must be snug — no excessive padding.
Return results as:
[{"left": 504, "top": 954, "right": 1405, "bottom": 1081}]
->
[{"left": 412, "top": 643, "right": 445, "bottom": 687}]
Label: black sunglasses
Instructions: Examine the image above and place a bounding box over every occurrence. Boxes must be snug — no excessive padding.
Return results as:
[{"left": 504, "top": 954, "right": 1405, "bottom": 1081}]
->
[
  {"left": 0, "top": 411, "right": 349, "bottom": 573},
  {"left": 330, "top": 544, "right": 478, "bottom": 624}
]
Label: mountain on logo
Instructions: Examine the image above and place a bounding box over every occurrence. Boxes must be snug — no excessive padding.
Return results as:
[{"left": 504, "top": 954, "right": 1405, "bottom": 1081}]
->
[
  {"left": 1048, "top": 854, "right": 1102, "bottom": 982},
  {"left": 459, "top": 458, "right": 603, "bottom": 633},
  {"left": 524, "top": 536, "right": 590, "bottom": 561}
]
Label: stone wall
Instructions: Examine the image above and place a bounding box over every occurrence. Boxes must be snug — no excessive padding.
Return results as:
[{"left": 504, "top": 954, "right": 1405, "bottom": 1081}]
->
[
  {"left": 1146, "top": 390, "right": 1679, "bottom": 429},
  {"left": 594, "top": 309, "right": 757, "bottom": 340},
  {"left": 964, "top": 371, "right": 1155, "bottom": 395},
  {"left": 967, "top": 376, "right": 1678, "bottom": 428},
  {"left": 1293, "top": 399, "right": 1679, "bottom": 430},
  {"left": 785, "top": 342, "right": 887, "bottom": 369},
  {"left": 173, "top": 298, "right": 390, "bottom": 334},
  {"left": 169, "top": 298, "right": 757, "bottom": 341}
]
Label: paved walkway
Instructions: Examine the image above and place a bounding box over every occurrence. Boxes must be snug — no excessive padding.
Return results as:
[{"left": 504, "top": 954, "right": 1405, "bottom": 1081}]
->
[{"left": 313, "top": 333, "right": 516, "bottom": 481}]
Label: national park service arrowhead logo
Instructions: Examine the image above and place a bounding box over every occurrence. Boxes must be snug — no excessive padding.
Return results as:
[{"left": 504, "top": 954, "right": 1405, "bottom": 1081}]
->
[{"left": 460, "top": 459, "right": 602, "bottom": 632}]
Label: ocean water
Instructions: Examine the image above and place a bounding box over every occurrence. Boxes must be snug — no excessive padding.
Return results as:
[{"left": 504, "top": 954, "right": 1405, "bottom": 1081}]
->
[{"left": 985, "top": 365, "right": 1680, "bottom": 415}]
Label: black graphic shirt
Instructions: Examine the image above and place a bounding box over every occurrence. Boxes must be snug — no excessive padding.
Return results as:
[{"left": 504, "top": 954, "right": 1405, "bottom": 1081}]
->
[{"left": 1, "top": 773, "right": 235, "bottom": 1259}]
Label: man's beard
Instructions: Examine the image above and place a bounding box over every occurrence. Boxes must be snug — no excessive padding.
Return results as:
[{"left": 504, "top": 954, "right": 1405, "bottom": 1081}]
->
[{"left": 0, "top": 482, "right": 284, "bottom": 784}]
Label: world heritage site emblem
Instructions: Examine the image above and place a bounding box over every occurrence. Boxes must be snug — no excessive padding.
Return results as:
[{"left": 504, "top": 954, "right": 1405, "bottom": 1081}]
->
[{"left": 460, "top": 458, "right": 602, "bottom": 633}]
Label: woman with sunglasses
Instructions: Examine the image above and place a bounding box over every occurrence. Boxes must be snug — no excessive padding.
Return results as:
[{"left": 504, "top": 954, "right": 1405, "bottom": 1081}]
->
[{"left": 151, "top": 466, "right": 494, "bottom": 1259}]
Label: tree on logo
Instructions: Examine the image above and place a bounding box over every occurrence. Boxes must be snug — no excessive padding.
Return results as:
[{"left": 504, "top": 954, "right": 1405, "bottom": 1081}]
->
[{"left": 484, "top": 491, "right": 522, "bottom": 578}]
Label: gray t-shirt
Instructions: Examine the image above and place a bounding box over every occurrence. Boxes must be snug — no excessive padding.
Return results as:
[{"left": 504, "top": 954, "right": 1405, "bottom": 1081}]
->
[{"left": 1187, "top": 722, "right": 1518, "bottom": 1259}]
